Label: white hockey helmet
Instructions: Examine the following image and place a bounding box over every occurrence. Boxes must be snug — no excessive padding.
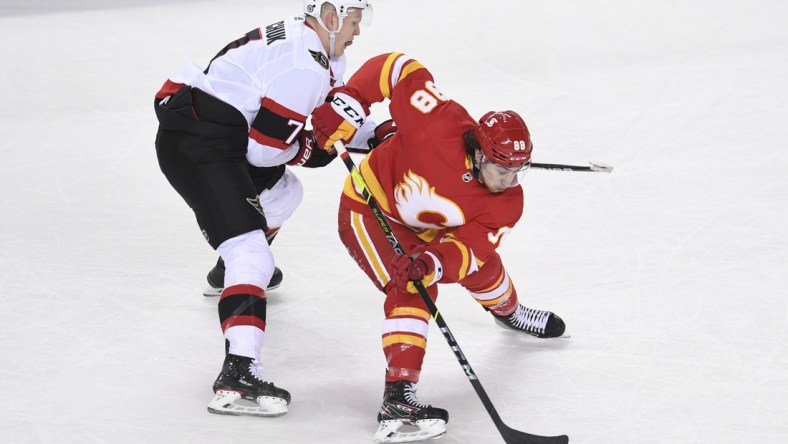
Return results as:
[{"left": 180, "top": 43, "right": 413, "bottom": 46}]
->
[
  {"left": 304, "top": 0, "right": 372, "bottom": 26},
  {"left": 304, "top": 1, "right": 372, "bottom": 57}
]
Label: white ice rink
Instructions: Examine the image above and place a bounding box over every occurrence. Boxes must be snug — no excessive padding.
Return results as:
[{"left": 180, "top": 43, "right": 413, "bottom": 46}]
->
[{"left": 2, "top": 0, "right": 787, "bottom": 443}]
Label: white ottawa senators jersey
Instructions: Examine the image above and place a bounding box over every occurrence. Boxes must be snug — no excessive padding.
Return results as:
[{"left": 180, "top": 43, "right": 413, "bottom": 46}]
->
[
  {"left": 155, "top": 16, "right": 345, "bottom": 167},
  {"left": 340, "top": 52, "right": 524, "bottom": 283}
]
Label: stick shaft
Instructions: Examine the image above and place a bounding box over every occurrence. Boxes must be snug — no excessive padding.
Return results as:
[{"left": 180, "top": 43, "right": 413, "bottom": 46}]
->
[{"left": 345, "top": 147, "right": 611, "bottom": 173}]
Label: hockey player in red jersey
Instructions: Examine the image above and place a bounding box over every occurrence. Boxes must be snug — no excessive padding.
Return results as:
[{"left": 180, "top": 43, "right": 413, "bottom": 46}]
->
[
  {"left": 153, "top": 0, "right": 373, "bottom": 417},
  {"left": 311, "top": 52, "right": 567, "bottom": 442}
]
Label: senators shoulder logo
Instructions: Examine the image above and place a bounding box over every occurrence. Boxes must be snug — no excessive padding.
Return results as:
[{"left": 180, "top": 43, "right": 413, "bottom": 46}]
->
[{"left": 308, "top": 49, "right": 329, "bottom": 70}]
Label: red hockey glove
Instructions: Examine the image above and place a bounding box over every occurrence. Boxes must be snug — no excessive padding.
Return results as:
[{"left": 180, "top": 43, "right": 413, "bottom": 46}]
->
[
  {"left": 367, "top": 119, "right": 397, "bottom": 150},
  {"left": 390, "top": 250, "right": 440, "bottom": 293},
  {"left": 286, "top": 129, "right": 337, "bottom": 168},
  {"left": 311, "top": 91, "right": 368, "bottom": 150}
]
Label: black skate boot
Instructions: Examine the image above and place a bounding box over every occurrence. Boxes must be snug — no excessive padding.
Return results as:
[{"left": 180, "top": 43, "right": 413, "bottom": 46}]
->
[
  {"left": 494, "top": 304, "right": 567, "bottom": 338},
  {"left": 373, "top": 380, "right": 448, "bottom": 443},
  {"left": 207, "top": 353, "right": 290, "bottom": 417},
  {"left": 203, "top": 257, "right": 283, "bottom": 296}
]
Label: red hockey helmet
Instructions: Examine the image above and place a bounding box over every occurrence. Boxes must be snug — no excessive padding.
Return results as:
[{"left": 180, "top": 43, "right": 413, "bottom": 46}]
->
[{"left": 473, "top": 110, "right": 532, "bottom": 169}]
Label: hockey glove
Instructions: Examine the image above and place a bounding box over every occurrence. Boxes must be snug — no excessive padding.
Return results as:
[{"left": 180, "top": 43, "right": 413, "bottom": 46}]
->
[
  {"left": 286, "top": 129, "right": 337, "bottom": 168},
  {"left": 367, "top": 119, "right": 397, "bottom": 150},
  {"left": 311, "top": 91, "right": 368, "bottom": 150},
  {"left": 390, "top": 249, "right": 442, "bottom": 293}
]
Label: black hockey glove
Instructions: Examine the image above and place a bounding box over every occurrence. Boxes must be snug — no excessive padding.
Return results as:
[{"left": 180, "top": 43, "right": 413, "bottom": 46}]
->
[
  {"left": 367, "top": 119, "right": 397, "bottom": 150},
  {"left": 286, "top": 129, "right": 337, "bottom": 168}
]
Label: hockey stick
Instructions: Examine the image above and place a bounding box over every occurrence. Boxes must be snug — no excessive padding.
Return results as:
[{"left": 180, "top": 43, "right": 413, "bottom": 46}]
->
[
  {"left": 531, "top": 162, "right": 613, "bottom": 173},
  {"left": 334, "top": 140, "right": 569, "bottom": 444},
  {"left": 345, "top": 146, "right": 611, "bottom": 173}
]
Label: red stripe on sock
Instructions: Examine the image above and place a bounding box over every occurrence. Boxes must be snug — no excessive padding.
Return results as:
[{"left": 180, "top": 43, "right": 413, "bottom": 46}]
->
[
  {"left": 221, "top": 315, "right": 266, "bottom": 333},
  {"left": 220, "top": 284, "right": 265, "bottom": 299}
]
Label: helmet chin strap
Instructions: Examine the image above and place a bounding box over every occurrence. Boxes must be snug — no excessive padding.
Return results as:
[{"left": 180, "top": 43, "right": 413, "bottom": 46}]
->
[
  {"left": 470, "top": 152, "right": 482, "bottom": 181},
  {"left": 316, "top": 15, "right": 344, "bottom": 58}
]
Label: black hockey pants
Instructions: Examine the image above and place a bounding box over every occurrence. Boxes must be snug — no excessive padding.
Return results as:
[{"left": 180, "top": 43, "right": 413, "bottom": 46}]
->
[{"left": 154, "top": 86, "right": 284, "bottom": 249}]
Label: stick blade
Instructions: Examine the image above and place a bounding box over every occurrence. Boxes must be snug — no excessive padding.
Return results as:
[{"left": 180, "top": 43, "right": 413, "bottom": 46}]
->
[
  {"left": 589, "top": 161, "right": 614, "bottom": 173},
  {"left": 500, "top": 424, "right": 569, "bottom": 444}
]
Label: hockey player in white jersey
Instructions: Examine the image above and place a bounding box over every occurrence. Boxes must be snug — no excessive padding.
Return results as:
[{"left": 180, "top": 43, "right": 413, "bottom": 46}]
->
[{"left": 154, "top": 0, "right": 374, "bottom": 417}]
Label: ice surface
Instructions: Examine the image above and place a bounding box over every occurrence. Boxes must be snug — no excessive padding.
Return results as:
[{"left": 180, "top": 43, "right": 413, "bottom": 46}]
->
[{"left": 1, "top": 0, "right": 787, "bottom": 443}]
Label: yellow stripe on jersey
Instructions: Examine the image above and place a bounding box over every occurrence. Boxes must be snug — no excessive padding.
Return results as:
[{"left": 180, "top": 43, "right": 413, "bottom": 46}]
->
[
  {"left": 359, "top": 155, "right": 391, "bottom": 213},
  {"left": 379, "top": 53, "right": 401, "bottom": 99},
  {"left": 351, "top": 211, "right": 390, "bottom": 285},
  {"left": 382, "top": 333, "right": 427, "bottom": 350},
  {"left": 389, "top": 306, "right": 431, "bottom": 321},
  {"left": 480, "top": 269, "right": 506, "bottom": 293},
  {"left": 441, "top": 236, "right": 472, "bottom": 278},
  {"left": 341, "top": 152, "right": 392, "bottom": 214},
  {"left": 342, "top": 175, "right": 366, "bottom": 204},
  {"left": 398, "top": 60, "right": 426, "bottom": 83},
  {"left": 476, "top": 283, "right": 514, "bottom": 307},
  {"left": 416, "top": 228, "right": 442, "bottom": 243},
  {"left": 379, "top": 53, "right": 426, "bottom": 99}
]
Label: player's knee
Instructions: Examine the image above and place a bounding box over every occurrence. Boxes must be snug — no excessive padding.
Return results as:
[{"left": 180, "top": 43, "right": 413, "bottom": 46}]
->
[
  {"left": 459, "top": 252, "right": 503, "bottom": 291},
  {"left": 259, "top": 170, "right": 304, "bottom": 227},
  {"left": 218, "top": 231, "right": 274, "bottom": 289}
]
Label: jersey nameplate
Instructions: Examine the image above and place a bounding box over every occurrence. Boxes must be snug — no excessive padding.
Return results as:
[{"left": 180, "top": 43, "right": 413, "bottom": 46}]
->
[{"left": 265, "top": 21, "right": 286, "bottom": 45}]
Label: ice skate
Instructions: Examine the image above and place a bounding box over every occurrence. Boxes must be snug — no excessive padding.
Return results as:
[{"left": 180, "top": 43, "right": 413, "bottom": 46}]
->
[
  {"left": 494, "top": 304, "right": 567, "bottom": 338},
  {"left": 203, "top": 257, "right": 283, "bottom": 296},
  {"left": 373, "top": 381, "right": 448, "bottom": 443},
  {"left": 207, "top": 353, "right": 290, "bottom": 417}
]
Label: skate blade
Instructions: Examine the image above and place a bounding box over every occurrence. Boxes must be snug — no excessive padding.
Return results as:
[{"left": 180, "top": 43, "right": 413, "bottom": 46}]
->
[
  {"left": 373, "top": 419, "right": 447, "bottom": 443},
  {"left": 207, "top": 390, "right": 288, "bottom": 418},
  {"left": 203, "top": 285, "right": 222, "bottom": 297}
]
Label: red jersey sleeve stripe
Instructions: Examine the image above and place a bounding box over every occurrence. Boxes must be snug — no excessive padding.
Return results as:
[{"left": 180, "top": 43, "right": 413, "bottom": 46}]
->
[
  {"left": 250, "top": 128, "right": 290, "bottom": 149},
  {"left": 260, "top": 97, "right": 307, "bottom": 122}
]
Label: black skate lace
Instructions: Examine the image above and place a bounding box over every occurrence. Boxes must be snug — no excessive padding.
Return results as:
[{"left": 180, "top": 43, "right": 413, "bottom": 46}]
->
[
  {"left": 404, "top": 384, "right": 429, "bottom": 408},
  {"left": 510, "top": 306, "right": 550, "bottom": 333}
]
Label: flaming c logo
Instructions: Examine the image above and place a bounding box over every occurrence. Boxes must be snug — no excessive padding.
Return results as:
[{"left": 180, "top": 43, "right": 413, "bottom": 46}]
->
[{"left": 394, "top": 171, "right": 464, "bottom": 229}]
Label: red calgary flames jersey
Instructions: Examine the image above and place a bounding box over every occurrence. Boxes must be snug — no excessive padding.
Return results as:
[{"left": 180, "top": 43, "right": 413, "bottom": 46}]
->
[{"left": 340, "top": 53, "right": 524, "bottom": 282}]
